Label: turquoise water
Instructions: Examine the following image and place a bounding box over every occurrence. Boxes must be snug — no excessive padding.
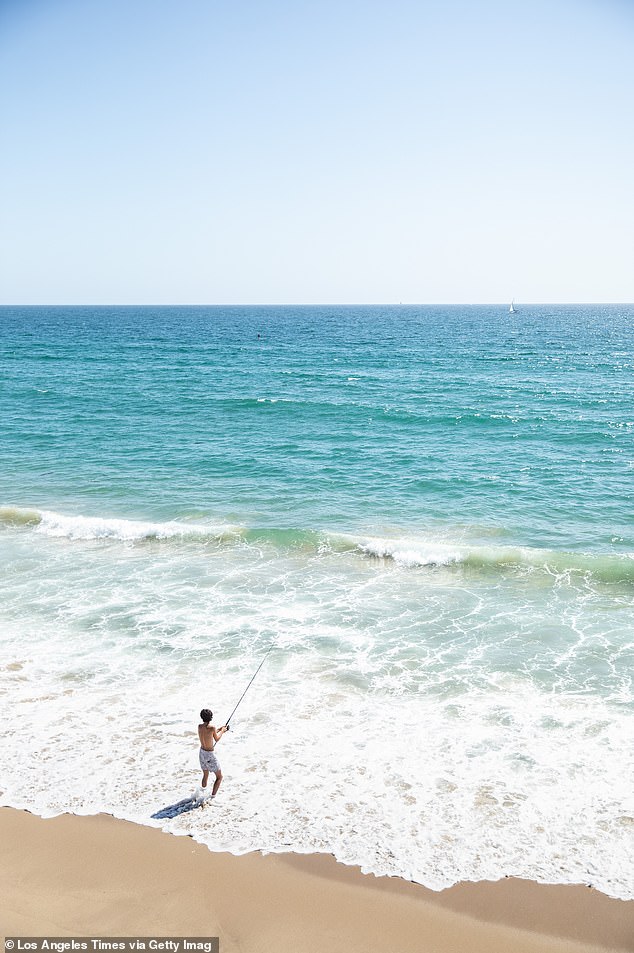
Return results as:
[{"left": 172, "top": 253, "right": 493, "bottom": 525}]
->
[
  {"left": 0, "top": 305, "right": 633, "bottom": 896},
  {"left": 2, "top": 305, "right": 633, "bottom": 548}
]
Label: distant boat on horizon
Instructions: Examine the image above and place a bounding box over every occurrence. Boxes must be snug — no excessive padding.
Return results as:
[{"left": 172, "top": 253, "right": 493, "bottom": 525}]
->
[{"left": 509, "top": 300, "right": 517, "bottom": 314}]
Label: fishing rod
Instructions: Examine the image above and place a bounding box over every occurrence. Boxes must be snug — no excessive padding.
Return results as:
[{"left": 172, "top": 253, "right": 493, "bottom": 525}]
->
[{"left": 223, "top": 645, "right": 275, "bottom": 730}]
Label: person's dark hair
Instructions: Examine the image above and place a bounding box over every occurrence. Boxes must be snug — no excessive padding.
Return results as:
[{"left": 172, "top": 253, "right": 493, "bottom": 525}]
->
[{"left": 200, "top": 708, "right": 213, "bottom": 724}]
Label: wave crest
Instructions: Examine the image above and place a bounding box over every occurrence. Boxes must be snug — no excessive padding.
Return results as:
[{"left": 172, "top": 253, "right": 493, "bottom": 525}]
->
[
  {"left": 358, "top": 536, "right": 634, "bottom": 581},
  {"left": 2, "top": 505, "right": 633, "bottom": 582},
  {"left": 0, "top": 506, "right": 239, "bottom": 542}
]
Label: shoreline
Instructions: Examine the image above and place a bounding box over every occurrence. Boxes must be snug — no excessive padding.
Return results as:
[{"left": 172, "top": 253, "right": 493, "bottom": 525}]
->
[{"left": 1, "top": 808, "right": 632, "bottom": 952}]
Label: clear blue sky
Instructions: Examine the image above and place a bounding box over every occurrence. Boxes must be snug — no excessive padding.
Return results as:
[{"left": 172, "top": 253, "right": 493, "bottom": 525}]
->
[{"left": 0, "top": 0, "right": 632, "bottom": 304}]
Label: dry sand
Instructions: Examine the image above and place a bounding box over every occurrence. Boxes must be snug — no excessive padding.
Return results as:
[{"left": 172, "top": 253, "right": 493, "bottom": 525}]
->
[{"left": 1, "top": 808, "right": 632, "bottom": 952}]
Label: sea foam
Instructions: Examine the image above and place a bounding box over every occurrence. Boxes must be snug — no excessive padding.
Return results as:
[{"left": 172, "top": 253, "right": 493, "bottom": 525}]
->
[{"left": 0, "top": 506, "right": 239, "bottom": 542}]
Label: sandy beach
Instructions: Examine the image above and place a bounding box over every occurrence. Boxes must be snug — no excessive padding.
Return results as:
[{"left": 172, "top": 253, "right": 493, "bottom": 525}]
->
[{"left": 1, "top": 808, "right": 632, "bottom": 953}]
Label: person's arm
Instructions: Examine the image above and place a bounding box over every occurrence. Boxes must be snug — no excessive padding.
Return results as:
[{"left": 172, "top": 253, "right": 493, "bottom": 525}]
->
[{"left": 212, "top": 724, "right": 229, "bottom": 742}]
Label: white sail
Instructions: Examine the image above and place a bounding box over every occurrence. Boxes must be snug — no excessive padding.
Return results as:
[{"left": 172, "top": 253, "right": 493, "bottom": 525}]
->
[{"left": 509, "top": 300, "right": 516, "bottom": 313}]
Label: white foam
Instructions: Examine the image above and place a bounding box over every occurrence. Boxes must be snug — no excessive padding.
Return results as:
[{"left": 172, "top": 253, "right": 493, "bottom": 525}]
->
[
  {"left": 355, "top": 534, "right": 634, "bottom": 581},
  {"left": 1, "top": 646, "right": 632, "bottom": 899},
  {"left": 1, "top": 513, "right": 632, "bottom": 899},
  {"left": 358, "top": 537, "right": 463, "bottom": 567},
  {"left": 5, "top": 506, "right": 241, "bottom": 542}
]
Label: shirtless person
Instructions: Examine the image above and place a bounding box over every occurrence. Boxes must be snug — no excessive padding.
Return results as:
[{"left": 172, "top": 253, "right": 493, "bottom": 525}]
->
[{"left": 197, "top": 708, "right": 228, "bottom": 799}]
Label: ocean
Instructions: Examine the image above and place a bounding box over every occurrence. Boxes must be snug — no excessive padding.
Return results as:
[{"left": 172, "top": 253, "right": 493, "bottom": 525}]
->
[{"left": 0, "top": 304, "right": 632, "bottom": 898}]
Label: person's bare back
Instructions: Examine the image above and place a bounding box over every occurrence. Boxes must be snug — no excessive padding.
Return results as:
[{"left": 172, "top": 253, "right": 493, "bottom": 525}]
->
[{"left": 198, "top": 721, "right": 218, "bottom": 751}]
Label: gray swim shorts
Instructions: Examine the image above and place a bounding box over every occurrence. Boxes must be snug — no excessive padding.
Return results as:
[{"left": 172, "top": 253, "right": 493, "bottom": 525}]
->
[{"left": 199, "top": 748, "right": 221, "bottom": 773}]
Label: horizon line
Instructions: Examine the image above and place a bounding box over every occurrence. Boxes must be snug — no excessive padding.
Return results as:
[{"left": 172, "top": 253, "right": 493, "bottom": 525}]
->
[{"left": 1, "top": 301, "right": 633, "bottom": 308}]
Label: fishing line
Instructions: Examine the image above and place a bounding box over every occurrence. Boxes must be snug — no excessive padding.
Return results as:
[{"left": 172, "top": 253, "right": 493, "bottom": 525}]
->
[{"left": 223, "top": 644, "right": 275, "bottom": 730}]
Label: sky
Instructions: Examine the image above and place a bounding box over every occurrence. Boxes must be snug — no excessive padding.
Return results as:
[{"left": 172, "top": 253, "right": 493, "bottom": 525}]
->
[{"left": 0, "top": 0, "right": 632, "bottom": 304}]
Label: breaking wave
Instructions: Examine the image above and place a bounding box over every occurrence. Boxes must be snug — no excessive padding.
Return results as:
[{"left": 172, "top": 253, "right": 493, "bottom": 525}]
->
[
  {"left": 2, "top": 505, "right": 633, "bottom": 583},
  {"left": 0, "top": 506, "right": 239, "bottom": 543},
  {"left": 358, "top": 537, "right": 634, "bottom": 582}
]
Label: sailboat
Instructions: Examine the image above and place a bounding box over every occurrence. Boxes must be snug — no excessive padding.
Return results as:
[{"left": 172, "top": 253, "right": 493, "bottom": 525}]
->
[{"left": 509, "top": 300, "right": 517, "bottom": 314}]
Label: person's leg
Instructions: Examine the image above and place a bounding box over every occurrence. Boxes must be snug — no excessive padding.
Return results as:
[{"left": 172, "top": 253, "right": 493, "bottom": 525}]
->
[
  {"left": 201, "top": 769, "right": 209, "bottom": 789},
  {"left": 211, "top": 769, "right": 223, "bottom": 796}
]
